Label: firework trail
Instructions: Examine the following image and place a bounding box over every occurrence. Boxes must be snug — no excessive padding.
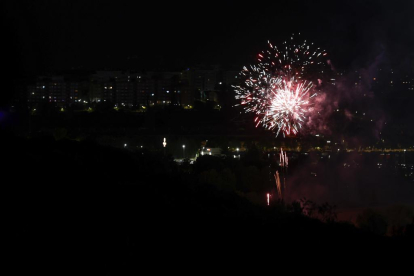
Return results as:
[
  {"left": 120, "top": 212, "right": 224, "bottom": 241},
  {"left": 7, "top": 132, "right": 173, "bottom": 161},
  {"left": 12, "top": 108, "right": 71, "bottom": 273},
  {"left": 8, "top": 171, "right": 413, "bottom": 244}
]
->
[
  {"left": 233, "top": 34, "right": 328, "bottom": 136},
  {"left": 278, "top": 148, "right": 289, "bottom": 198},
  {"left": 279, "top": 148, "right": 288, "bottom": 168},
  {"left": 274, "top": 171, "right": 282, "bottom": 199}
]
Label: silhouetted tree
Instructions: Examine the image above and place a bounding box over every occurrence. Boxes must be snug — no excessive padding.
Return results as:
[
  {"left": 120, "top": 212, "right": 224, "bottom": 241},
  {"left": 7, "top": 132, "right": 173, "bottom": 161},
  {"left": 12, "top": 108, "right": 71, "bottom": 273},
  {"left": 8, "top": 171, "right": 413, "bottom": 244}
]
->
[
  {"left": 356, "top": 208, "right": 388, "bottom": 236},
  {"left": 318, "top": 202, "right": 338, "bottom": 223}
]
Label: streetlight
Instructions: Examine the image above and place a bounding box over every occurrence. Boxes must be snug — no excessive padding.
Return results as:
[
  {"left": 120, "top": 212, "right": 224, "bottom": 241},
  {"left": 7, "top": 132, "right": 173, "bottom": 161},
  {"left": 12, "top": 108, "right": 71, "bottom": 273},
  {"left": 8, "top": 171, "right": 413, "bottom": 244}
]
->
[{"left": 182, "top": 145, "right": 186, "bottom": 159}]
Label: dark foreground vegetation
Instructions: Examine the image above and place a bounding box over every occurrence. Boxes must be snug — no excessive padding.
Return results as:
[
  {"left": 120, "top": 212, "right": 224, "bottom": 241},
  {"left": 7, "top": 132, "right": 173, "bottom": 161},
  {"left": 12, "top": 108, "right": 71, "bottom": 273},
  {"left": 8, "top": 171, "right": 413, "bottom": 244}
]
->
[{"left": 4, "top": 131, "right": 413, "bottom": 273}]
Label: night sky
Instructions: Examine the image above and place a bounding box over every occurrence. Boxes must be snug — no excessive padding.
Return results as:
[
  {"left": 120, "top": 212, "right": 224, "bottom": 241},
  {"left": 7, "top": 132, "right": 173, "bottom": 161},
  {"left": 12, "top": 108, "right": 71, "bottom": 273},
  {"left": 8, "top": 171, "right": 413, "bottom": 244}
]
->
[{"left": 3, "top": 0, "right": 414, "bottom": 74}]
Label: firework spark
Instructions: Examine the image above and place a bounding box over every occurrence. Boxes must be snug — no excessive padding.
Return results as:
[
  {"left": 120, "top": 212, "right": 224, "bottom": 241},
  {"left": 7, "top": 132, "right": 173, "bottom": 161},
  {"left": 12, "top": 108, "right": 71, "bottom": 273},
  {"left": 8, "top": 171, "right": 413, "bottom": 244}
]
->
[{"left": 233, "top": 34, "right": 328, "bottom": 136}]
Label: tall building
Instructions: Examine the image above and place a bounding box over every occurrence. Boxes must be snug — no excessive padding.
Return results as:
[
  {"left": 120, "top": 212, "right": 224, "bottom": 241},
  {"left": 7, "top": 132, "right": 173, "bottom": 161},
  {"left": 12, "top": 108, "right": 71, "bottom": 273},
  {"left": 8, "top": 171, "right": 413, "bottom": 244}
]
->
[{"left": 27, "top": 75, "right": 81, "bottom": 107}]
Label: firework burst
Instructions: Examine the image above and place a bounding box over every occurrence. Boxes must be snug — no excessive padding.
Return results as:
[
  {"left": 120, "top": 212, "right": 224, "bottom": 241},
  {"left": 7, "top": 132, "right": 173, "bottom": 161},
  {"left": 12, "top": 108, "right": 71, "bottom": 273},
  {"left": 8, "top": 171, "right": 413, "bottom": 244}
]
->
[
  {"left": 233, "top": 34, "right": 328, "bottom": 136},
  {"left": 262, "top": 77, "right": 317, "bottom": 136}
]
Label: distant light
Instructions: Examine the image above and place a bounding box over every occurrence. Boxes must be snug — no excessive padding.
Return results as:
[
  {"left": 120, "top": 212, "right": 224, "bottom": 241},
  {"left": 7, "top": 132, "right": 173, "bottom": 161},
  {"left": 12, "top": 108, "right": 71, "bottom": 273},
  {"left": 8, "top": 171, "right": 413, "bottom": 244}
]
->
[
  {"left": 236, "top": 148, "right": 239, "bottom": 152},
  {"left": 182, "top": 145, "right": 185, "bottom": 148},
  {"left": 124, "top": 144, "right": 127, "bottom": 147},
  {"left": 327, "top": 141, "right": 331, "bottom": 143}
]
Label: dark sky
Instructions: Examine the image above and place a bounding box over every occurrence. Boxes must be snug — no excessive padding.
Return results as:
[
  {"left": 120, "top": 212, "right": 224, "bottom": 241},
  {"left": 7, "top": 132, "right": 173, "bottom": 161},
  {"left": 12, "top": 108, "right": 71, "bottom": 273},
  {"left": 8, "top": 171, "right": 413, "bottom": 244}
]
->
[{"left": 3, "top": 0, "right": 414, "bottom": 74}]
